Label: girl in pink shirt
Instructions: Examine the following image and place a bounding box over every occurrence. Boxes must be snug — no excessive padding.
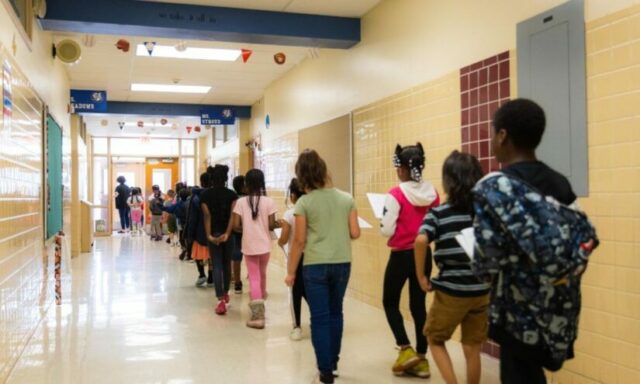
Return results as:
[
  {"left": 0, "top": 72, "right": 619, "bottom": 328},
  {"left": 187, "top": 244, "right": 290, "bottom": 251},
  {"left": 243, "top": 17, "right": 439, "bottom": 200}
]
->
[
  {"left": 380, "top": 143, "right": 439, "bottom": 378},
  {"left": 230, "top": 169, "right": 278, "bottom": 329}
]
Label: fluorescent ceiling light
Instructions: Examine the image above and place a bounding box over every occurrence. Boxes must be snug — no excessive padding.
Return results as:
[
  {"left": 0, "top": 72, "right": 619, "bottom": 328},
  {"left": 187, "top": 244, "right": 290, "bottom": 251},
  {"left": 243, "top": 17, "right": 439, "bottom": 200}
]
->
[
  {"left": 131, "top": 83, "right": 211, "bottom": 94},
  {"left": 136, "top": 44, "right": 241, "bottom": 61}
]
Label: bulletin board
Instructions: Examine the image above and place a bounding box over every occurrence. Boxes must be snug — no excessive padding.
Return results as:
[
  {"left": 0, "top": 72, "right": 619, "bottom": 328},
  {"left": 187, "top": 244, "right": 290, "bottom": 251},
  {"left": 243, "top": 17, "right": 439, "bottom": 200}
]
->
[{"left": 46, "top": 115, "right": 63, "bottom": 238}]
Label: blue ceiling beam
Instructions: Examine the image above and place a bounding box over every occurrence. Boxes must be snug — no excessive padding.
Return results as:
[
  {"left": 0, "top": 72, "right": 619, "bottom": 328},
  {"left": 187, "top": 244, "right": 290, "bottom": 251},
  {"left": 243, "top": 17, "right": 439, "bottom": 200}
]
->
[
  {"left": 82, "top": 101, "right": 251, "bottom": 118},
  {"left": 40, "top": 0, "right": 361, "bottom": 49}
]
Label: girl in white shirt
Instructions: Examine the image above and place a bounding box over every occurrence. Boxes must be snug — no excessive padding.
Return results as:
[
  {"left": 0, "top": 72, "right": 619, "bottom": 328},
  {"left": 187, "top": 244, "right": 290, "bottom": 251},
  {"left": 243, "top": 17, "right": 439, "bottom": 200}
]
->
[{"left": 277, "top": 178, "right": 307, "bottom": 341}]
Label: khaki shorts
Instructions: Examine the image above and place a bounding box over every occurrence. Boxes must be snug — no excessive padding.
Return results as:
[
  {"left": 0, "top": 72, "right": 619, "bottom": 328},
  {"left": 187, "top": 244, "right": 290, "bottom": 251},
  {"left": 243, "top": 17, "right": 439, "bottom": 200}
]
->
[{"left": 425, "top": 290, "right": 490, "bottom": 345}]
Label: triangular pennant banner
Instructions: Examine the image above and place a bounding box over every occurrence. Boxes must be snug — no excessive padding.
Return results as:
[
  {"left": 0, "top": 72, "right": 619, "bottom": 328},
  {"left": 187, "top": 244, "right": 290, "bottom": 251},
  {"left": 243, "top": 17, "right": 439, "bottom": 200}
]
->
[
  {"left": 241, "top": 49, "right": 253, "bottom": 63},
  {"left": 144, "top": 41, "right": 156, "bottom": 56}
]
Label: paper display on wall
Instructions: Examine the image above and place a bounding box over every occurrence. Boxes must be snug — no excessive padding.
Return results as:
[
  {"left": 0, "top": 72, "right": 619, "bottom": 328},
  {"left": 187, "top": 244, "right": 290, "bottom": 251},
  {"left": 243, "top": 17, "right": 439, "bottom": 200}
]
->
[{"left": 366, "top": 193, "right": 387, "bottom": 219}]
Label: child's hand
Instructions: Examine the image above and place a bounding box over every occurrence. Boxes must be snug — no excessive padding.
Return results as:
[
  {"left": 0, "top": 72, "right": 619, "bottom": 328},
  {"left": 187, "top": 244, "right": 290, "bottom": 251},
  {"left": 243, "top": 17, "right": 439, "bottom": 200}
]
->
[
  {"left": 418, "top": 275, "right": 432, "bottom": 292},
  {"left": 284, "top": 274, "right": 295, "bottom": 287},
  {"left": 279, "top": 219, "right": 289, "bottom": 230},
  {"left": 216, "top": 233, "right": 229, "bottom": 243},
  {"left": 207, "top": 234, "right": 218, "bottom": 244}
]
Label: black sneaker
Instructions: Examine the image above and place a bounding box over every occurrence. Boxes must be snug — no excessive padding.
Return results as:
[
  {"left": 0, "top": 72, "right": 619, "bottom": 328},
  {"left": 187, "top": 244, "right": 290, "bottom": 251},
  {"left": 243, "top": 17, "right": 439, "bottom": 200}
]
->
[
  {"left": 166, "top": 238, "right": 171, "bottom": 244},
  {"left": 316, "top": 372, "right": 334, "bottom": 384},
  {"left": 234, "top": 281, "right": 243, "bottom": 294},
  {"left": 179, "top": 251, "right": 186, "bottom": 260}
]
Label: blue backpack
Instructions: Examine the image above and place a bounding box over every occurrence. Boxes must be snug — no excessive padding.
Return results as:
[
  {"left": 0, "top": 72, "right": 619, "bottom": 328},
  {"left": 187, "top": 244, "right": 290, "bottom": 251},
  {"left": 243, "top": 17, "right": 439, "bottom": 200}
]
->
[{"left": 472, "top": 172, "right": 598, "bottom": 369}]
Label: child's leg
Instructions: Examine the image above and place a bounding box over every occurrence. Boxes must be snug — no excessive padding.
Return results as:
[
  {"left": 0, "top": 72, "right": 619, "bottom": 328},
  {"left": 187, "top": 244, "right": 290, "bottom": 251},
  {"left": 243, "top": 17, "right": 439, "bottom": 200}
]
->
[
  {"left": 259, "top": 253, "right": 270, "bottom": 298},
  {"left": 407, "top": 254, "right": 428, "bottom": 355},
  {"left": 196, "top": 260, "right": 206, "bottom": 278},
  {"left": 462, "top": 344, "right": 482, "bottom": 384},
  {"left": 382, "top": 252, "right": 411, "bottom": 348},
  {"left": 291, "top": 255, "right": 305, "bottom": 327},
  {"left": 245, "top": 255, "right": 262, "bottom": 300},
  {"left": 429, "top": 341, "right": 457, "bottom": 384}
]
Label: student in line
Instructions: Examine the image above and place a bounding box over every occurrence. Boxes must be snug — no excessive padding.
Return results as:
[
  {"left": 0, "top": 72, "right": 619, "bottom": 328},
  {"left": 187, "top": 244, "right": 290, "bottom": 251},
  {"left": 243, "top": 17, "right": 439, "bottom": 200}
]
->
[
  {"left": 227, "top": 169, "right": 277, "bottom": 328},
  {"left": 149, "top": 187, "right": 164, "bottom": 241},
  {"left": 231, "top": 175, "right": 247, "bottom": 294},
  {"left": 201, "top": 165, "right": 238, "bottom": 315},
  {"left": 380, "top": 143, "right": 439, "bottom": 378},
  {"left": 164, "top": 189, "right": 178, "bottom": 246},
  {"left": 414, "top": 151, "right": 490, "bottom": 384},
  {"left": 114, "top": 176, "right": 131, "bottom": 234},
  {"left": 186, "top": 173, "right": 213, "bottom": 287},
  {"left": 277, "top": 178, "right": 307, "bottom": 341},
  {"left": 472, "top": 99, "right": 583, "bottom": 384},
  {"left": 285, "top": 150, "right": 360, "bottom": 384},
  {"left": 127, "top": 187, "right": 144, "bottom": 236}
]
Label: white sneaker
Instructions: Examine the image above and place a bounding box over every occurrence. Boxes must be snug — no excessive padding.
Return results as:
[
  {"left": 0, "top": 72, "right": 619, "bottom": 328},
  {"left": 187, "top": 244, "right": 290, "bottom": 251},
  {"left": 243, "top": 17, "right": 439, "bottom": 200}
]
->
[{"left": 290, "top": 327, "right": 302, "bottom": 341}]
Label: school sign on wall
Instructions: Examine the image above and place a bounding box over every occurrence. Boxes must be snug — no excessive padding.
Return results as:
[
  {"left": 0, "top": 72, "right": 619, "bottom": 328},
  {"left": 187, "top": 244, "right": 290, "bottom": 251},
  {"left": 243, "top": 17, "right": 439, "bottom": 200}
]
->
[
  {"left": 70, "top": 90, "right": 107, "bottom": 113},
  {"left": 200, "top": 107, "right": 235, "bottom": 125}
]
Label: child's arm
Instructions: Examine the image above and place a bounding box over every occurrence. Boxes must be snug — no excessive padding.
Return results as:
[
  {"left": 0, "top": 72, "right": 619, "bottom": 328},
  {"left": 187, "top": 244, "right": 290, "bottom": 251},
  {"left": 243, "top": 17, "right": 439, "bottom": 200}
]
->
[
  {"left": 380, "top": 194, "right": 400, "bottom": 237},
  {"left": 285, "top": 214, "right": 306, "bottom": 287},
  {"left": 201, "top": 202, "right": 216, "bottom": 243},
  {"left": 277, "top": 219, "right": 291, "bottom": 248},
  {"left": 414, "top": 233, "right": 432, "bottom": 292},
  {"left": 349, "top": 209, "right": 361, "bottom": 240},
  {"left": 268, "top": 214, "right": 279, "bottom": 231},
  {"left": 217, "top": 201, "right": 238, "bottom": 243}
]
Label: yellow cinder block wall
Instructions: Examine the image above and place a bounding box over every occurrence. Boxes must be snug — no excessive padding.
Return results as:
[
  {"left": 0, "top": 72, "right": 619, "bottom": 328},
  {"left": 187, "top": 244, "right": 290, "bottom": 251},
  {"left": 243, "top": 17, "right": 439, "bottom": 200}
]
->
[{"left": 549, "top": 5, "right": 640, "bottom": 384}]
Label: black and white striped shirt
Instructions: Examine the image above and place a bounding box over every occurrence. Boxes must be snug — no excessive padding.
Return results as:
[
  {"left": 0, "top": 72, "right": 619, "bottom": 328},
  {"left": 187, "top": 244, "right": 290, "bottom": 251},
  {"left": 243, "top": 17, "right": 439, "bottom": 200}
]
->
[{"left": 419, "top": 203, "right": 490, "bottom": 297}]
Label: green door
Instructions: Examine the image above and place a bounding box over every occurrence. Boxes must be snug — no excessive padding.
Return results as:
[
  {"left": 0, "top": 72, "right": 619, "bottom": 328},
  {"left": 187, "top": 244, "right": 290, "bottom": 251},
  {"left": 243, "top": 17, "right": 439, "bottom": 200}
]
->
[{"left": 46, "top": 116, "right": 63, "bottom": 238}]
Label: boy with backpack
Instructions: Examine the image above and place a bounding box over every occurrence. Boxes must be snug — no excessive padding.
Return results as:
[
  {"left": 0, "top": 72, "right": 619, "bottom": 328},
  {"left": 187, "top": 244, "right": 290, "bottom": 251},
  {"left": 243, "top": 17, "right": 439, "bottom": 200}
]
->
[{"left": 471, "top": 99, "right": 598, "bottom": 384}]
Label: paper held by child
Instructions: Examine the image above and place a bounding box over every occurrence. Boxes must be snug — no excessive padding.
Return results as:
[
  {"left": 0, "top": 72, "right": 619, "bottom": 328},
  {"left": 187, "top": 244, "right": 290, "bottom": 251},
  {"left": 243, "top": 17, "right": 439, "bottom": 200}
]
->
[
  {"left": 366, "top": 193, "right": 387, "bottom": 219},
  {"left": 358, "top": 217, "right": 373, "bottom": 229},
  {"left": 455, "top": 227, "right": 477, "bottom": 259}
]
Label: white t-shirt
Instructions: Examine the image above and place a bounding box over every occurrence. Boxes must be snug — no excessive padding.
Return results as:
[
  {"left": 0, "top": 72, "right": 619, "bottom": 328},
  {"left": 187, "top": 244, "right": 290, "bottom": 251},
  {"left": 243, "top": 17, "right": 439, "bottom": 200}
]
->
[
  {"left": 127, "top": 195, "right": 143, "bottom": 209},
  {"left": 281, "top": 208, "right": 296, "bottom": 257}
]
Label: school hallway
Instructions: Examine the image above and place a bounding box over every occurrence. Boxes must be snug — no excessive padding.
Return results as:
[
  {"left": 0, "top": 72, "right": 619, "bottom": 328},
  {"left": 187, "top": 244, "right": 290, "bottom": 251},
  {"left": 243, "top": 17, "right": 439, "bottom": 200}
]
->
[{"left": 7, "top": 235, "right": 499, "bottom": 384}]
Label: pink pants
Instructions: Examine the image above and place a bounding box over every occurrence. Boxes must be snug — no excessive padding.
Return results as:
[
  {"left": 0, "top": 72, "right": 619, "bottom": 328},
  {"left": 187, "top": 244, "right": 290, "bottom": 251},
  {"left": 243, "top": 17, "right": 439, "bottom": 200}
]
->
[{"left": 245, "top": 253, "right": 270, "bottom": 300}]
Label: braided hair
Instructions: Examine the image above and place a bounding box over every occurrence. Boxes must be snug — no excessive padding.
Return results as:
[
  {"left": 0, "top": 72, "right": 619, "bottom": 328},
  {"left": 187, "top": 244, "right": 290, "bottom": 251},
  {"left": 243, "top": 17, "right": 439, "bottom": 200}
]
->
[
  {"left": 245, "top": 169, "right": 266, "bottom": 220},
  {"left": 393, "top": 142, "right": 426, "bottom": 182}
]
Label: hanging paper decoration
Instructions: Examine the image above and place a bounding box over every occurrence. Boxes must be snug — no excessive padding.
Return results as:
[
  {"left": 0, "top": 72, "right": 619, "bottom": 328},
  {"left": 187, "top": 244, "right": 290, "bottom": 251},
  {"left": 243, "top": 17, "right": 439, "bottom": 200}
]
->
[
  {"left": 115, "top": 39, "right": 130, "bottom": 52},
  {"left": 186, "top": 126, "right": 193, "bottom": 134},
  {"left": 171, "top": 123, "right": 178, "bottom": 130},
  {"left": 100, "top": 119, "right": 108, "bottom": 126},
  {"left": 144, "top": 41, "right": 156, "bottom": 56},
  {"left": 194, "top": 126, "right": 201, "bottom": 132},
  {"left": 274, "top": 52, "right": 286, "bottom": 65},
  {"left": 137, "top": 121, "right": 144, "bottom": 128},
  {"left": 160, "top": 118, "right": 168, "bottom": 126},
  {"left": 205, "top": 125, "right": 212, "bottom": 130},
  {"left": 241, "top": 49, "right": 253, "bottom": 63},
  {"left": 118, "top": 121, "right": 125, "bottom": 130}
]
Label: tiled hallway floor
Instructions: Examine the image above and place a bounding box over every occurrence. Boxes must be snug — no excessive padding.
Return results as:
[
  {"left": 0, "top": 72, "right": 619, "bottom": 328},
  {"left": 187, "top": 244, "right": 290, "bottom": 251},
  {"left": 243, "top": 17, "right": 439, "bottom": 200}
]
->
[{"left": 7, "top": 236, "right": 499, "bottom": 383}]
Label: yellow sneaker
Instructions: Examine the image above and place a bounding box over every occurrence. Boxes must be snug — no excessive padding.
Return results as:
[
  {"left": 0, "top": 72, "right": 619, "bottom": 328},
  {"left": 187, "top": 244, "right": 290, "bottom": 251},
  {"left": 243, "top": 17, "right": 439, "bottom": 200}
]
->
[
  {"left": 406, "top": 358, "right": 431, "bottom": 378},
  {"left": 392, "top": 347, "right": 420, "bottom": 374}
]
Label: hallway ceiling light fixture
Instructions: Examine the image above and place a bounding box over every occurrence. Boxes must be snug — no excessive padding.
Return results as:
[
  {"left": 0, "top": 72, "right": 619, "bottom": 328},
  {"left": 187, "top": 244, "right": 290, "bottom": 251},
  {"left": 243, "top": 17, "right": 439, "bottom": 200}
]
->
[
  {"left": 131, "top": 83, "right": 211, "bottom": 94},
  {"left": 135, "top": 44, "right": 241, "bottom": 61}
]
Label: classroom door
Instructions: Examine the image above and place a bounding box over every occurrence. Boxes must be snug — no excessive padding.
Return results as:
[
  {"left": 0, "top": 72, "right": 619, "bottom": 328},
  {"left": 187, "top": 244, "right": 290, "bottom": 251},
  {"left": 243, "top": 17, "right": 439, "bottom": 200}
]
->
[{"left": 112, "top": 159, "right": 145, "bottom": 231}]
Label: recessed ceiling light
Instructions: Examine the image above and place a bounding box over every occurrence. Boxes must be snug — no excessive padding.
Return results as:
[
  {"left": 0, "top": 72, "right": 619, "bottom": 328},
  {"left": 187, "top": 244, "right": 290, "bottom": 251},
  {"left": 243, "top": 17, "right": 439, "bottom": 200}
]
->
[
  {"left": 131, "top": 83, "right": 211, "bottom": 94},
  {"left": 136, "top": 44, "right": 241, "bottom": 61}
]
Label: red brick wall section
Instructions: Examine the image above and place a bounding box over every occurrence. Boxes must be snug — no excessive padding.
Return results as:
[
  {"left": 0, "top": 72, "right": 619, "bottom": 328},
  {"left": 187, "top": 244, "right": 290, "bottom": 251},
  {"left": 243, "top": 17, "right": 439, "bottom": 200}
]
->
[
  {"left": 459, "top": 51, "right": 511, "bottom": 359},
  {"left": 460, "top": 51, "right": 510, "bottom": 174}
]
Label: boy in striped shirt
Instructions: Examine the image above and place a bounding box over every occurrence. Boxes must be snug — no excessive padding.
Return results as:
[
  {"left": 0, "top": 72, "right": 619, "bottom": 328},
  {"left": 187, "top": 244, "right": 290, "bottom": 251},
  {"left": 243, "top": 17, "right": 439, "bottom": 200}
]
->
[{"left": 414, "top": 151, "right": 490, "bottom": 384}]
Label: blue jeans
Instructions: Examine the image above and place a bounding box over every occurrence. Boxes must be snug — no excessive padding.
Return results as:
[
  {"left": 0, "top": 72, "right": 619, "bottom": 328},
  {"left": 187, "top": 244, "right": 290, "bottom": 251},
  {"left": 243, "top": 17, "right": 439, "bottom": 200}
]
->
[
  {"left": 303, "top": 263, "right": 351, "bottom": 375},
  {"left": 118, "top": 207, "right": 130, "bottom": 230},
  {"left": 208, "top": 234, "right": 233, "bottom": 298}
]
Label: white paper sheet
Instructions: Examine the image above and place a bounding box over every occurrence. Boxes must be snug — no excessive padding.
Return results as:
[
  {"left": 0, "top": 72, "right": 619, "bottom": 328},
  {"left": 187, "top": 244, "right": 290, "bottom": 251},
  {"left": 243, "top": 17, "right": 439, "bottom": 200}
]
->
[
  {"left": 358, "top": 217, "right": 373, "bottom": 229},
  {"left": 273, "top": 228, "right": 282, "bottom": 238},
  {"left": 455, "top": 227, "right": 477, "bottom": 259},
  {"left": 366, "top": 193, "right": 387, "bottom": 219}
]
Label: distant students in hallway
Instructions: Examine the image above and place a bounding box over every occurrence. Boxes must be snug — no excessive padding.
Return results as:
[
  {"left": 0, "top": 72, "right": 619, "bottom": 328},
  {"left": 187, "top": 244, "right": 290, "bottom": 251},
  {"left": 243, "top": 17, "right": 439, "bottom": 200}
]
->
[
  {"left": 285, "top": 150, "right": 360, "bottom": 384},
  {"left": 380, "top": 142, "right": 439, "bottom": 379}
]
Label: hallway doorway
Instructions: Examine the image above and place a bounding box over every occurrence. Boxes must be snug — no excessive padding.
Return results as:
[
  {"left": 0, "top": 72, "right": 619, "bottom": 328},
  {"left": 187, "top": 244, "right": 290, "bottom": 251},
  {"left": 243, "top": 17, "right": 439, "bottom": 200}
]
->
[{"left": 112, "top": 157, "right": 145, "bottom": 232}]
